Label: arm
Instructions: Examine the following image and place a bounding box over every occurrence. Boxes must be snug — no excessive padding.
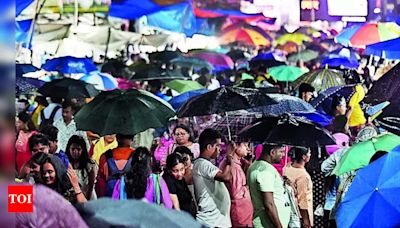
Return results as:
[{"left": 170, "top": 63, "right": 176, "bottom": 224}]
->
[
  {"left": 214, "top": 158, "right": 232, "bottom": 183},
  {"left": 86, "top": 164, "right": 97, "bottom": 200},
  {"left": 67, "top": 165, "right": 87, "bottom": 203},
  {"left": 262, "top": 192, "right": 283, "bottom": 228},
  {"left": 170, "top": 194, "right": 181, "bottom": 210},
  {"left": 296, "top": 177, "right": 312, "bottom": 228}
]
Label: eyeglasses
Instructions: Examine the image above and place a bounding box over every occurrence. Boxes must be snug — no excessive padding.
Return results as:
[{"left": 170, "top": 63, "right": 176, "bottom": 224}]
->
[{"left": 175, "top": 132, "right": 187, "bottom": 136}]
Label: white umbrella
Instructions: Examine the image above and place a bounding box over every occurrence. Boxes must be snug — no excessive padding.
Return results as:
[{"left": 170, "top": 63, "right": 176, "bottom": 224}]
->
[{"left": 79, "top": 71, "right": 118, "bottom": 91}]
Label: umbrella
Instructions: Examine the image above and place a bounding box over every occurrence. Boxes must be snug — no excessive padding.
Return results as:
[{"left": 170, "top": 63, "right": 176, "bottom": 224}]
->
[
  {"left": 292, "top": 68, "right": 346, "bottom": 93},
  {"left": 226, "top": 49, "right": 246, "bottom": 62},
  {"left": 42, "top": 56, "right": 97, "bottom": 74},
  {"left": 336, "top": 145, "right": 400, "bottom": 228},
  {"left": 149, "top": 50, "right": 183, "bottom": 63},
  {"left": 219, "top": 23, "right": 272, "bottom": 46},
  {"left": 188, "top": 50, "right": 234, "bottom": 71},
  {"left": 249, "top": 51, "right": 286, "bottom": 68},
  {"left": 377, "top": 116, "right": 400, "bottom": 136},
  {"left": 321, "top": 55, "right": 360, "bottom": 69},
  {"left": 268, "top": 65, "right": 308, "bottom": 82},
  {"left": 129, "top": 63, "right": 189, "bottom": 81},
  {"left": 287, "top": 49, "right": 319, "bottom": 63},
  {"left": 177, "top": 86, "right": 277, "bottom": 118},
  {"left": 276, "top": 41, "right": 299, "bottom": 54},
  {"left": 79, "top": 71, "right": 118, "bottom": 91},
  {"left": 75, "top": 89, "right": 176, "bottom": 136},
  {"left": 165, "top": 80, "right": 204, "bottom": 93},
  {"left": 238, "top": 114, "right": 336, "bottom": 147},
  {"left": 330, "top": 47, "right": 360, "bottom": 61},
  {"left": 116, "top": 78, "right": 138, "bottom": 90},
  {"left": 38, "top": 78, "right": 99, "bottom": 99},
  {"left": 332, "top": 133, "right": 400, "bottom": 175},
  {"left": 170, "top": 56, "right": 214, "bottom": 70},
  {"left": 16, "top": 63, "right": 39, "bottom": 78},
  {"left": 276, "top": 33, "right": 312, "bottom": 45},
  {"left": 365, "top": 37, "right": 400, "bottom": 59},
  {"left": 335, "top": 22, "right": 400, "bottom": 48},
  {"left": 169, "top": 89, "right": 208, "bottom": 110},
  {"left": 16, "top": 77, "right": 40, "bottom": 95},
  {"left": 250, "top": 94, "right": 315, "bottom": 116},
  {"left": 310, "top": 84, "right": 357, "bottom": 115},
  {"left": 292, "top": 111, "right": 333, "bottom": 127},
  {"left": 76, "top": 198, "right": 203, "bottom": 228}
]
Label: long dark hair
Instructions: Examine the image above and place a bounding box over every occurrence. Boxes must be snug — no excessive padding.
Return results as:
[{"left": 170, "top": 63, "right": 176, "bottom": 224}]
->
[
  {"left": 40, "top": 156, "right": 72, "bottom": 195},
  {"left": 65, "top": 135, "right": 93, "bottom": 178},
  {"left": 17, "top": 111, "right": 36, "bottom": 131},
  {"left": 125, "top": 147, "right": 151, "bottom": 199},
  {"left": 166, "top": 152, "right": 185, "bottom": 171}
]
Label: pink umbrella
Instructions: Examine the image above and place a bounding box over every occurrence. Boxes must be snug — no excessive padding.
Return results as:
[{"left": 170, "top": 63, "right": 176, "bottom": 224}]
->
[
  {"left": 116, "top": 78, "right": 140, "bottom": 90},
  {"left": 325, "top": 133, "right": 350, "bottom": 155},
  {"left": 188, "top": 50, "right": 234, "bottom": 71}
]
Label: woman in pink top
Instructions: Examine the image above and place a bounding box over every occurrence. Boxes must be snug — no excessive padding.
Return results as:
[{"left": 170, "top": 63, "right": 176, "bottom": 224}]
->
[
  {"left": 166, "top": 125, "right": 200, "bottom": 161},
  {"left": 220, "top": 141, "right": 254, "bottom": 227},
  {"left": 15, "top": 111, "right": 37, "bottom": 173}
]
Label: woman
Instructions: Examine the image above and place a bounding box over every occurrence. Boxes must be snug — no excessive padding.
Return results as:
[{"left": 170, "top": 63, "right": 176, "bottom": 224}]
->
[
  {"left": 219, "top": 141, "right": 253, "bottom": 228},
  {"left": 284, "top": 147, "right": 313, "bottom": 228},
  {"left": 66, "top": 135, "right": 98, "bottom": 200},
  {"left": 331, "top": 96, "right": 353, "bottom": 135},
  {"left": 15, "top": 111, "right": 37, "bottom": 173},
  {"left": 40, "top": 156, "right": 87, "bottom": 203},
  {"left": 163, "top": 152, "right": 196, "bottom": 217},
  {"left": 167, "top": 125, "right": 200, "bottom": 160},
  {"left": 27, "top": 152, "right": 49, "bottom": 183}
]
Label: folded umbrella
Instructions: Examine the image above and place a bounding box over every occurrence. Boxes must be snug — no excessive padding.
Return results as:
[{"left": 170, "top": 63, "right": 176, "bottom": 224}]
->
[
  {"left": 75, "top": 89, "right": 175, "bottom": 136},
  {"left": 169, "top": 89, "right": 208, "bottom": 110},
  {"left": 38, "top": 78, "right": 99, "bottom": 99},
  {"left": 165, "top": 80, "right": 204, "bottom": 94},
  {"left": 42, "top": 56, "right": 97, "bottom": 74}
]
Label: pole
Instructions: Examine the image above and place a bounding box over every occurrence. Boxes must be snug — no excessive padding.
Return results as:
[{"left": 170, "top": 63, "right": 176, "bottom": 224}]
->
[
  {"left": 226, "top": 112, "right": 232, "bottom": 141},
  {"left": 74, "top": 0, "right": 79, "bottom": 28}
]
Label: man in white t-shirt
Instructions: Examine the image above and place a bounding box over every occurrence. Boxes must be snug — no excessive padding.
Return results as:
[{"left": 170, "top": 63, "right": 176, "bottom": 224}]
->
[{"left": 193, "top": 128, "right": 232, "bottom": 227}]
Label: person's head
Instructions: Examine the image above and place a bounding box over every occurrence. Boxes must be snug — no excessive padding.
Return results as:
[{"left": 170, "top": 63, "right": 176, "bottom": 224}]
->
[
  {"left": 104, "top": 134, "right": 116, "bottom": 144},
  {"left": 198, "top": 128, "right": 222, "bottom": 159},
  {"left": 50, "top": 96, "right": 63, "bottom": 104},
  {"left": 62, "top": 100, "right": 75, "bottom": 123},
  {"left": 35, "top": 95, "right": 48, "bottom": 106},
  {"left": 28, "top": 134, "right": 50, "bottom": 154},
  {"left": 173, "top": 146, "right": 193, "bottom": 168},
  {"left": 298, "top": 83, "right": 315, "bottom": 102},
  {"left": 369, "top": 150, "right": 388, "bottom": 164},
  {"left": 332, "top": 95, "right": 347, "bottom": 116},
  {"left": 16, "top": 111, "right": 36, "bottom": 132},
  {"left": 166, "top": 153, "right": 186, "bottom": 180},
  {"left": 66, "top": 135, "right": 89, "bottom": 169},
  {"left": 125, "top": 147, "right": 151, "bottom": 199},
  {"left": 260, "top": 144, "right": 285, "bottom": 164},
  {"left": 233, "top": 140, "right": 251, "bottom": 158},
  {"left": 40, "top": 125, "right": 58, "bottom": 154},
  {"left": 116, "top": 134, "right": 134, "bottom": 147},
  {"left": 41, "top": 156, "right": 71, "bottom": 193},
  {"left": 29, "top": 152, "right": 49, "bottom": 182},
  {"left": 290, "top": 147, "right": 311, "bottom": 164},
  {"left": 173, "top": 125, "right": 194, "bottom": 145}
]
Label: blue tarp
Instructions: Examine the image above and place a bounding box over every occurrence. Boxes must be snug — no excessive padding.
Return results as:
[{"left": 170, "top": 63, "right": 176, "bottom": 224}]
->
[{"left": 109, "top": 0, "right": 184, "bottom": 19}]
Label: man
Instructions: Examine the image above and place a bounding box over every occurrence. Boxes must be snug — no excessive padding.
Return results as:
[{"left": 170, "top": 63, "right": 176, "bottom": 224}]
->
[
  {"left": 40, "top": 125, "right": 69, "bottom": 168},
  {"left": 192, "top": 128, "right": 232, "bottom": 227},
  {"left": 38, "top": 96, "right": 62, "bottom": 127},
  {"left": 298, "top": 83, "right": 315, "bottom": 102},
  {"left": 53, "top": 100, "right": 89, "bottom": 152},
  {"left": 28, "top": 133, "right": 50, "bottom": 154},
  {"left": 248, "top": 144, "right": 291, "bottom": 228},
  {"left": 95, "top": 134, "right": 135, "bottom": 197}
]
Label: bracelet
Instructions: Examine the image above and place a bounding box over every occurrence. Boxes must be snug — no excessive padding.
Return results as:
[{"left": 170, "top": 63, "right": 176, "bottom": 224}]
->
[{"left": 75, "top": 191, "right": 83, "bottom": 195}]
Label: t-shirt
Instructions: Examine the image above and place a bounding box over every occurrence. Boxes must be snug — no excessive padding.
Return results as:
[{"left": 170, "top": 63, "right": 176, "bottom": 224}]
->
[
  {"left": 247, "top": 160, "right": 291, "bottom": 228},
  {"left": 192, "top": 158, "right": 231, "bottom": 227},
  {"left": 163, "top": 172, "right": 196, "bottom": 217}
]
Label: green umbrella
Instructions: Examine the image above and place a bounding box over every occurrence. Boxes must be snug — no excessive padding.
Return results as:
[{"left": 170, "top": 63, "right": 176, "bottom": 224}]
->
[
  {"left": 333, "top": 133, "right": 400, "bottom": 175},
  {"left": 75, "top": 89, "right": 176, "bottom": 136},
  {"left": 268, "top": 65, "right": 308, "bottom": 82},
  {"left": 292, "top": 68, "right": 345, "bottom": 93},
  {"left": 288, "top": 49, "right": 319, "bottom": 63},
  {"left": 165, "top": 80, "right": 204, "bottom": 93}
]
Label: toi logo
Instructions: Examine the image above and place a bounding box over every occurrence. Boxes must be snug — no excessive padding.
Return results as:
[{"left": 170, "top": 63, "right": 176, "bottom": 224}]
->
[{"left": 8, "top": 185, "right": 33, "bottom": 213}]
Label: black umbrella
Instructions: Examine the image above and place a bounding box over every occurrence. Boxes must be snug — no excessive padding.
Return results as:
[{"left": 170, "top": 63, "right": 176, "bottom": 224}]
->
[
  {"left": 149, "top": 50, "right": 183, "bottom": 64},
  {"left": 38, "top": 78, "right": 99, "bottom": 99},
  {"left": 129, "top": 63, "right": 189, "bottom": 81},
  {"left": 238, "top": 114, "right": 335, "bottom": 147},
  {"left": 177, "top": 86, "right": 277, "bottom": 117},
  {"left": 226, "top": 49, "right": 246, "bottom": 62},
  {"left": 16, "top": 77, "right": 43, "bottom": 95}
]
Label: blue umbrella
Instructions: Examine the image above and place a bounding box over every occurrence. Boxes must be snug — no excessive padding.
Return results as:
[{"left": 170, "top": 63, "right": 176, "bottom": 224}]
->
[
  {"left": 321, "top": 55, "right": 359, "bottom": 69},
  {"left": 292, "top": 111, "right": 333, "bottom": 127},
  {"left": 249, "top": 51, "right": 286, "bottom": 68},
  {"left": 42, "top": 56, "right": 97, "bottom": 74},
  {"left": 169, "top": 89, "right": 208, "bottom": 110},
  {"left": 330, "top": 47, "right": 360, "bottom": 62},
  {"left": 365, "top": 38, "right": 400, "bottom": 60},
  {"left": 310, "top": 84, "right": 357, "bottom": 116},
  {"left": 79, "top": 71, "right": 118, "bottom": 91},
  {"left": 336, "top": 145, "right": 400, "bottom": 228},
  {"left": 16, "top": 63, "right": 39, "bottom": 78},
  {"left": 16, "top": 77, "right": 39, "bottom": 95},
  {"left": 250, "top": 94, "right": 315, "bottom": 115}
]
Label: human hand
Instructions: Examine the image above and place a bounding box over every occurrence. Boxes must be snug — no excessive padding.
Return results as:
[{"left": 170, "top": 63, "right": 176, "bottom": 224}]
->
[{"left": 67, "top": 164, "right": 79, "bottom": 191}]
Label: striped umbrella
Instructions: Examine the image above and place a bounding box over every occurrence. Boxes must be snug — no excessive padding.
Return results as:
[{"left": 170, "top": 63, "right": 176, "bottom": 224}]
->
[
  {"left": 79, "top": 71, "right": 118, "bottom": 91},
  {"left": 335, "top": 22, "right": 400, "bottom": 48},
  {"left": 292, "top": 68, "right": 346, "bottom": 93},
  {"left": 219, "top": 23, "right": 272, "bottom": 46}
]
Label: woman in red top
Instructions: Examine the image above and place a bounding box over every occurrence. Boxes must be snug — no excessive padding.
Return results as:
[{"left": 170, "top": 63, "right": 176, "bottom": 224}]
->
[{"left": 15, "top": 111, "right": 37, "bottom": 173}]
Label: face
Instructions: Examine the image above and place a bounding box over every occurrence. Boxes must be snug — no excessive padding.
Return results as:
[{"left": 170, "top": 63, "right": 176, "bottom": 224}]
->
[
  {"left": 15, "top": 118, "right": 27, "bottom": 131},
  {"left": 235, "top": 142, "right": 250, "bottom": 158},
  {"left": 42, "top": 162, "right": 56, "bottom": 185},
  {"left": 303, "top": 150, "right": 312, "bottom": 163},
  {"left": 104, "top": 134, "right": 116, "bottom": 143},
  {"left": 49, "top": 140, "right": 57, "bottom": 154},
  {"left": 209, "top": 138, "right": 222, "bottom": 159},
  {"left": 174, "top": 128, "right": 190, "bottom": 145},
  {"left": 30, "top": 162, "right": 41, "bottom": 179},
  {"left": 32, "top": 143, "right": 50, "bottom": 154},
  {"left": 170, "top": 163, "right": 185, "bottom": 180},
  {"left": 182, "top": 154, "right": 192, "bottom": 168},
  {"left": 271, "top": 147, "right": 285, "bottom": 164},
  {"left": 303, "top": 92, "right": 313, "bottom": 102},
  {"left": 62, "top": 106, "right": 73, "bottom": 123},
  {"left": 69, "top": 143, "right": 82, "bottom": 160}
]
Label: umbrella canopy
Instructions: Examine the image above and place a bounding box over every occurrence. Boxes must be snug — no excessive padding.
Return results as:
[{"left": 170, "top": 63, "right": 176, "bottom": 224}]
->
[
  {"left": 276, "top": 41, "right": 299, "bottom": 54},
  {"left": 16, "top": 77, "right": 41, "bottom": 95},
  {"left": 129, "top": 63, "right": 189, "bottom": 81},
  {"left": 79, "top": 71, "right": 118, "bottom": 91},
  {"left": 169, "top": 89, "right": 208, "bottom": 110},
  {"left": 219, "top": 23, "right": 272, "bottom": 46},
  {"left": 292, "top": 111, "right": 333, "bottom": 127},
  {"left": 336, "top": 145, "right": 400, "bottom": 228},
  {"left": 75, "top": 89, "right": 176, "bottom": 136},
  {"left": 321, "top": 55, "right": 360, "bottom": 69},
  {"left": 170, "top": 56, "right": 214, "bottom": 70},
  {"left": 149, "top": 50, "right": 183, "bottom": 63},
  {"left": 250, "top": 94, "right": 315, "bottom": 116},
  {"left": 377, "top": 116, "right": 400, "bottom": 136},
  {"left": 268, "top": 65, "right": 308, "bottom": 82},
  {"left": 116, "top": 78, "right": 138, "bottom": 90},
  {"left": 16, "top": 63, "right": 40, "bottom": 78},
  {"left": 365, "top": 37, "right": 400, "bottom": 59},
  {"left": 76, "top": 198, "right": 202, "bottom": 228},
  {"left": 226, "top": 49, "right": 246, "bottom": 62},
  {"left": 276, "top": 33, "right": 312, "bottom": 45},
  {"left": 335, "top": 22, "right": 400, "bottom": 48},
  {"left": 42, "top": 56, "right": 97, "bottom": 74},
  {"left": 292, "top": 68, "right": 346, "bottom": 93},
  {"left": 38, "top": 78, "right": 99, "bottom": 99},
  {"left": 238, "top": 114, "right": 336, "bottom": 146},
  {"left": 332, "top": 133, "right": 400, "bottom": 175},
  {"left": 310, "top": 84, "right": 357, "bottom": 115},
  {"left": 287, "top": 49, "right": 319, "bottom": 63},
  {"left": 165, "top": 80, "right": 204, "bottom": 93},
  {"left": 177, "top": 86, "right": 276, "bottom": 117},
  {"left": 188, "top": 50, "right": 234, "bottom": 71},
  {"left": 249, "top": 50, "right": 286, "bottom": 68}
]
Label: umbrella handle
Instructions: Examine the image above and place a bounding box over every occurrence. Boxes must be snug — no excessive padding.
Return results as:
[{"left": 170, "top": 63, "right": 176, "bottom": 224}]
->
[{"left": 226, "top": 112, "right": 232, "bottom": 141}]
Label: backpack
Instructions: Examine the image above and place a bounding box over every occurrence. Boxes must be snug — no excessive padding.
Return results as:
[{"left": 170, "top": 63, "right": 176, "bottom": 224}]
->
[
  {"left": 39, "top": 105, "right": 61, "bottom": 129},
  {"left": 105, "top": 150, "right": 132, "bottom": 197}
]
